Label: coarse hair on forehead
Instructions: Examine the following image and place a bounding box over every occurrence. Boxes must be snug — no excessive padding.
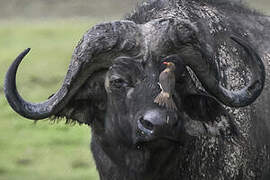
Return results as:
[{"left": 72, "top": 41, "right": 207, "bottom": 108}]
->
[{"left": 125, "top": 0, "right": 261, "bottom": 24}]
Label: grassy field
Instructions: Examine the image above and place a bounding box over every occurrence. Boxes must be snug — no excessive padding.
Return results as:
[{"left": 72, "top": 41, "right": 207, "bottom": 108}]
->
[
  {"left": 246, "top": 0, "right": 270, "bottom": 15},
  {"left": 0, "top": 19, "right": 101, "bottom": 180}
]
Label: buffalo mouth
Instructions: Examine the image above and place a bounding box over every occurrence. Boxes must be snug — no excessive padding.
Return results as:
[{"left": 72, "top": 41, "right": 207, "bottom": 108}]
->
[{"left": 134, "top": 135, "right": 184, "bottom": 150}]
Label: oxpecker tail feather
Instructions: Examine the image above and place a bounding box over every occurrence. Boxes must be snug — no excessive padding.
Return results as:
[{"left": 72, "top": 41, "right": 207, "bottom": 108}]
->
[{"left": 154, "top": 92, "right": 177, "bottom": 110}]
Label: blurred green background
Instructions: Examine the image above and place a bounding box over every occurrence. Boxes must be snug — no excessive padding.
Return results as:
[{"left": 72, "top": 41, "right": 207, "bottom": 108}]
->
[{"left": 0, "top": 1, "right": 269, "bottom": 180}]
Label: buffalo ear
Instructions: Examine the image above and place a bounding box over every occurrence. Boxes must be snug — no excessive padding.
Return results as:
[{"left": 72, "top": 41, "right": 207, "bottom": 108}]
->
[
  {"left": 183, "top": 93, "right": 222, "bottom": 123},
  {"left": 182, "top": 93, "right": 241, "bottom": 140},
  {"left": 50, "top": 72, "right": 107, "bottom": 125}
]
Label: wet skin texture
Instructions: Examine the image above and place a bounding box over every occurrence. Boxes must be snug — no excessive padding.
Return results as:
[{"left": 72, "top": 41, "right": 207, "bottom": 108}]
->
[{"left": 4, "top": 0, "right": 270, "bottom": 179}]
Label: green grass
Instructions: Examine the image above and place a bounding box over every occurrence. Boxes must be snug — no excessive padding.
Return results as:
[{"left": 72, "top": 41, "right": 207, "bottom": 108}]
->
[{"left": 0, "top": 19, "right": 100, "bottom": 180}]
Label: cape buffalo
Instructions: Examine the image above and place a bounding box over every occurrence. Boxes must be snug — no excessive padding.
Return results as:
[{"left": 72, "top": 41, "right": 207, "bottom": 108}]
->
[{"left": 4, "top": 0, "right": 270, "bottom": 179}]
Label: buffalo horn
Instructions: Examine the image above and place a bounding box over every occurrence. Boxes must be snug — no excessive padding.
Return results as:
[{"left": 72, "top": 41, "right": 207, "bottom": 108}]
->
[
  {"left": 4, "top": 20, "right": 140, "bottom": 120},
  {"left": 185, "top": 35, "right": 265, "bottom": 107}
]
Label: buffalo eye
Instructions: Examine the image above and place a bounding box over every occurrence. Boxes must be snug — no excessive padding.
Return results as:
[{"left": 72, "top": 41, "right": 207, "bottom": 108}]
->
[{"left": 110, "top": 76, "right": 129, "bottom": 89}]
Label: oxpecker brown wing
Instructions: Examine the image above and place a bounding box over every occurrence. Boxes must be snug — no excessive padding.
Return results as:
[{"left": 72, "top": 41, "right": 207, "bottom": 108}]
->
[
  {"left": 154, "top": 62, "right": 177, "bottom": 110},
  {"left": 159, "top": 70, "right": 175, "bottom": 93}
]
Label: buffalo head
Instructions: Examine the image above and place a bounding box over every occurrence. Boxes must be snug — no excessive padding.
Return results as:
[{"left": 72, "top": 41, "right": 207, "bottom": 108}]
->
[{"left": 4, "top": 19, "right": 265, "bottom": 168}]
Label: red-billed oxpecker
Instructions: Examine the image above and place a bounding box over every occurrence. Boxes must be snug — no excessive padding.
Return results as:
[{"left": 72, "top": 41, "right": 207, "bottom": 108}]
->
[{"left": 154, "top": 62, "right": 177, "bottom": 110}]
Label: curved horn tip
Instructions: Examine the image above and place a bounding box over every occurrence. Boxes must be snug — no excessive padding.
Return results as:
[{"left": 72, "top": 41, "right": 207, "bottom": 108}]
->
[
  {"left": 22, "top": 48, "right": 31, "bottom": 57},
  {"left": 4, "top": 47, "right": 53, "bottom": 120},
  {"left": 14, "top": 48, "right": 31, "bottom": 64}
]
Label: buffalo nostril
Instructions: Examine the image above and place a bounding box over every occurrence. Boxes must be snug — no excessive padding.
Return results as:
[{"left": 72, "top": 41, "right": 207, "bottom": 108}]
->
[{"left": 139, "top": 117, "right": 154, "bottom": 131}]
